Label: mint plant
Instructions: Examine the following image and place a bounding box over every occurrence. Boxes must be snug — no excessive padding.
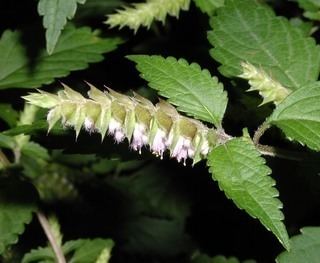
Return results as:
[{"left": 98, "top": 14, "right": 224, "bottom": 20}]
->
[{"left": 1, "top": 0, "right": 320, "bottom": 262}]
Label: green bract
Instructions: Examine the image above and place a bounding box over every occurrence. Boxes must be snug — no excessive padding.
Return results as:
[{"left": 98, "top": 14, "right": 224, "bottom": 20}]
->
[{"left": 23, "top": 83, "right": 217, "bottom": 165}]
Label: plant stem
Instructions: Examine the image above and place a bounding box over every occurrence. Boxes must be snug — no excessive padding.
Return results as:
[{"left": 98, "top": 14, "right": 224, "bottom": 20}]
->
[
  {"left": 257, "top": 144, "right": 315, "bottom": 161},
  {"left": 253, "top": 121, "right": 271, "bottom": 145},
  {"left": 36, "top": 212, "right": 66, "bottom": 263}
]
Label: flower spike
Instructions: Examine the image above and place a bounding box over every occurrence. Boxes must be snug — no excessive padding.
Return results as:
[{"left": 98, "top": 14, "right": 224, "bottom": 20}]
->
[{"left": 23, "top": 82, "right": 218, "bottom": 165}]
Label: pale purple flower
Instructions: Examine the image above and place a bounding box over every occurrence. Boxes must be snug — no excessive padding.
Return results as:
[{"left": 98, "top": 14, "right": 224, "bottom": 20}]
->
[
  {"left": 151, "top": 129, "right": 167, "bottom": 159},
  {"left": 108, "top": 118, "right": 125, "bottom": 143},
  {"left": 171, "top": 136, "right": 194, "bottom": 166},
  {"left": 131, "top": 123, "right": 148, "bottom": 153}
]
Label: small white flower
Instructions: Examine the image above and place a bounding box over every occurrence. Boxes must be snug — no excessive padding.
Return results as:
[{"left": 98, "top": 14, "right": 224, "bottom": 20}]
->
[
  {"left": 151, "top": 129, "right": 167, "bottom": 159},
  {"left": 108, "top": 118, "right": 125, "bottom": 143},
  {"left": 84, "top": 117, "right": 95, "bottom": 133},
  {"left": 200, "top": 140, "right": 209, "bottom": 156},
  {"left": 108, "top": 118, "right": 122, "bottom": 135},
  {"left": 131, "top": 123, "right": 148, "bottom": 153}
]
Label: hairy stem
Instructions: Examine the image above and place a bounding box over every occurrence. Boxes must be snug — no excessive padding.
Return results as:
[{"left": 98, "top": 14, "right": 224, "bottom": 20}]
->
[
  {"left": 257, "top": 144, "right": 316, "bottom": 161},
  {"left": 37, "top": 212, "right": 66, "bottom": 263},
  {"left": 253, "top": 121, "right": 271, "bottom": 145}
]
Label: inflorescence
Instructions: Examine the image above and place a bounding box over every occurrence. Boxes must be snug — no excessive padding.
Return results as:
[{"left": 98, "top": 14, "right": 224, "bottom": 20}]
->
[{"left": 23, "top": 83, "right": 218, "bottom": 165}]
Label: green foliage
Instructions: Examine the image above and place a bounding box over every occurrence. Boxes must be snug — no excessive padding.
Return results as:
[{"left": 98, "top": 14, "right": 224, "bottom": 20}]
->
[
  {"left": 22, "top": 238, "right": 114, "bottom": 263},
  {"left": 208, "top": 0, "right": 320, "bottom": 91},
  {"left": 193, "top": 0, "right": 224, "bottom": 15},
  {"left": 106, "top": 0, "right": 190, "bottom": 32},
  {"left": 276, "top": 227, "right": 320, "bottom": 263},
  {"left": 38, "top": 0, "right": 86, "bottom": 54},
  {"left": 296, "top": 0, "right": 320, "bottom": 20},
  {"left": 207, "top": 137, "right": 290, "bottom": 250},
  {"left": 0, "top": 178, "right": 37, "bottom": 255},
  {"left": 128, "top": 55, "right": 227, "bottom": 127},
  {"left": 268, "top": 82, "right": 320, "bottom": 151},
  {"left": 0, "top": 27, "right": 122, "bottom": 89},
  {"left": 0, "top": 104, "right": 18, "bottom": 127}
]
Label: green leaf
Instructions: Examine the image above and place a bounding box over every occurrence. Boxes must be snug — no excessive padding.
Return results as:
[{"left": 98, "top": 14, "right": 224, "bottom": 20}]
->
[
  {"left": 276, "top": 227, "right": 320, "bottom": 263},
  {"left": 207, "top": 137, "right": 290, "bottom": 250},
  {"left": 38, "top": 0, "right": 86, "bottom": 54},
  {"left": 22, "top": 247, "right": 54, "bottom": 263},
  {"left": 106, "top": 0, "right": 190, "bottom": 32},
  {"left": 22, "top": 239, "right": 114, "bottom": 263},
  {"left": 193, "top": 0, "right": 224, "bottom": 15},
  {"left": 21, "top": 142, "right": 50, "bottom": 161},
  {"left": 0, "top": 134, "right": 16, "bottom": 149},
  {"left": 268, "top": 82, "right": 320, "bottom": 151},
  {"left": 0, "top": 104, "right": 19, "bottom": 127},
  {"left": 127, "top": 55, "right": 227, "bottom": 127},
  {"left": 0, "top": 178, "right": 37, "bottom": 255},
  {"left": 69, "top": 239, "right": 114, "bottom": 263},
  {"left": 0, "top": 27, "right": 122, "bottom": 89},
  {"left": 296, "top": 0, "right": 320, "bottom": 21},
  {"left": 208, "top": 0, "right": 320, "bottom": 90}
]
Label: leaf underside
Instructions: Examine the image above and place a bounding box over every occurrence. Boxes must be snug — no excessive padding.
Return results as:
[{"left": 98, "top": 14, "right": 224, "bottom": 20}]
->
[
  {"left": 0, "top": 27, "right": 122, "bottom": 89},
  {"left": 268, "top": 82, "right": 320, "bottom": 151},
  {"left": 127, "top": 55, "right": 227, "bottom": 127},
  {"left": 207, "top": 137, "right": 290, "bottom": 250},
  {"left": 208, "top": 0, "right": 320, "bottom": 90}
]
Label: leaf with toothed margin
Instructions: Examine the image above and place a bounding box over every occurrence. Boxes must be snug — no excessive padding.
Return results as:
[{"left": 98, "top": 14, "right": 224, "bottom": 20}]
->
[
  {"left": 268, "top": 82, "right": 320, "bottom": 152},
  {"left": 208, "top": 0, "right": 320, "bottom": 91},
  {"left": 38, "top": 0, "right": 87, "bottom": 54},
  {"left": 0, "top": 178, "right": 38, "bottom": 255},
  {"left": 127, "top": 55, "right": 227, "bottom": 128},
  {"left": 0, "top": 27, "right": 122, "bottom": 89},
  {"left": 207, "top": 137, "right": 290, "bottom": 250}
]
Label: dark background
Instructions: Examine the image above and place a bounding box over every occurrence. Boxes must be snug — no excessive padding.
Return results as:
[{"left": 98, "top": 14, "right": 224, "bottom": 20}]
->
[{"left": 1, "top": 0, "right": 320, "bottom": 262}]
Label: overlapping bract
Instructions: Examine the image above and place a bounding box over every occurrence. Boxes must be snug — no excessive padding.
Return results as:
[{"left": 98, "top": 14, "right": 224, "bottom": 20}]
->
[{"left": 23, "top": 84, "right": 217, "bottom": 165}]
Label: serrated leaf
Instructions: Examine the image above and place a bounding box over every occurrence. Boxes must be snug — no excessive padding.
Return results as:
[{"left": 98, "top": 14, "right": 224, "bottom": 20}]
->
[
  {"left": 296, "top": 0, "right": 320, "bottom": 21},
  {"left": 38, "top": 0, "right": 86, "bottom": 54},
  {"left": 0, "top": 27, "right": 122, "bottom": 89},
  {"left": 0, "top": 178, "right": 37, "bottom": 255},
  {"left": 207, "top": 137, "right": 290, "bottom": 250},
  {"left": 193, "top": 0, "right": 224, "bottom": 15},
  {"left": 208, "top": 0, "right": 320, "bottom": 90},
  {"left": 127, "top": 55, "right": 227, "bottom": 127},
  {"left": 268, "top": 82, "right": 320, "bottom": 151},
  {"left": 276, "top": 227, "right": 320, "bottom": 263},
  {"left": 106, "top": 0, "right": 190, "bottom": 32}
]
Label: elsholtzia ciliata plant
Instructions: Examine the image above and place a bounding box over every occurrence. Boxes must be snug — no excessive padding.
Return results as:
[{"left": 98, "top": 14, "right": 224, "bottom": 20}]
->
[{"left": 1, "top": 0, "right": 320, "bottom": 262}]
